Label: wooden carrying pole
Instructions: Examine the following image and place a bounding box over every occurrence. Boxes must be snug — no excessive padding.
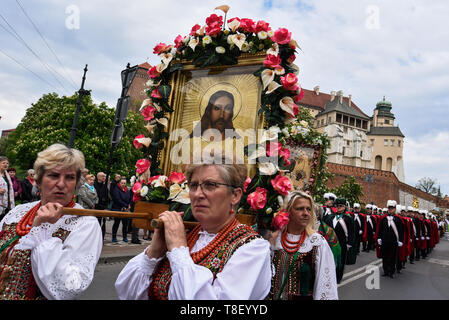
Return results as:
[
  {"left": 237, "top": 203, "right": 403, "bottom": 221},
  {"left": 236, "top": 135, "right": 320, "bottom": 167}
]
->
[{"left": 61, "top": 201, "right": 256, "bottom": 231}]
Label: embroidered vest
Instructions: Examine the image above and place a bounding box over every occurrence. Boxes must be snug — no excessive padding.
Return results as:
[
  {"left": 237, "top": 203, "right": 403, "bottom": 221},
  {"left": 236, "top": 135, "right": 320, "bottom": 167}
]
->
[
  {"left": 148, "top": 224, "right": 261, "bottom": 300},
  {"left": 0, "top": 223, "right": 71, "bottom": 300},
  {"left": 269, "top": 245, "right": 318, "bottom": 300}
]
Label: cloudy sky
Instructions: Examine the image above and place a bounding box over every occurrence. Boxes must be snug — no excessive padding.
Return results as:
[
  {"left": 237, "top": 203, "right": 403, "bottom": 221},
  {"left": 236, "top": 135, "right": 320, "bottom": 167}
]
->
[{"left": 1, "top": 0, "right": 448, "bottom": 196}]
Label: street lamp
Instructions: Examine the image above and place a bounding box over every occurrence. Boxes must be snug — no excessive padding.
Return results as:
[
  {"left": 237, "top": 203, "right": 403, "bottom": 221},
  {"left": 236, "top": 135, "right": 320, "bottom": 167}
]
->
[
  {"left": 105, "top": 63, "right": 139, "bottom": 187},
  {"left": 69, "top": 64, "right": 90, "bottom": 148}
]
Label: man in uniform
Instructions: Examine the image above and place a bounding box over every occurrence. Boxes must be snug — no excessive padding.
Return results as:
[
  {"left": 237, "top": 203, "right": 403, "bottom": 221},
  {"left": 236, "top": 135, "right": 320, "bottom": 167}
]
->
[
  {"left": 323, "top": 192, "right": 337, "bottom": 218},
  {"left": 363, "top": 204, "right": 377, "bottom": 252},
  {"left": 376, "top": 200, "right": 404, "bottom": 278},
  {"left": 323, "top": 197, "right": 355, "bottom": 283},
  {"left": 352, "top": 203, "right": 366, "bottom": 255}
]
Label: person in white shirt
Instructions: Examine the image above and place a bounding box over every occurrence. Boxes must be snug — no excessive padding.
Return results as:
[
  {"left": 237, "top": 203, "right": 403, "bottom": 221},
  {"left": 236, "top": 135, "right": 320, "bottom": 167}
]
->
[
  {"left": 115, "top": 160, "right": 272, "bottom": 300},
  {"left": 0, "top": 143, "right": 102, "bottom": 300},
  {"left": 268, "top": 190, "right": 338, "bottom": 300}
]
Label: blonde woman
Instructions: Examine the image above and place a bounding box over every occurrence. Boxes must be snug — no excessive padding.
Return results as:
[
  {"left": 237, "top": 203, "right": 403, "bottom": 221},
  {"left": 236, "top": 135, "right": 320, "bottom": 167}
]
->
[{"left": 268, "top": 190, "right": 338, "bottom": 300}]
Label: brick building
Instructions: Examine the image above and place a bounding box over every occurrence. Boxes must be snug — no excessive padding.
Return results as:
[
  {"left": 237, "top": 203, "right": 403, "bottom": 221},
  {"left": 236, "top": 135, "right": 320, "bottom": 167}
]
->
[{"left": 326, "top": 162, "right": 449, "bottom": 212}]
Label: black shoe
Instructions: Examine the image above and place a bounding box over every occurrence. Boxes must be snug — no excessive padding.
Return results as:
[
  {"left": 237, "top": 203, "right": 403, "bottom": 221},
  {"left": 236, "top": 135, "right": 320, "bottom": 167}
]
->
[{"left": 131, "top": 240, "right": 142, "bottom": 244}]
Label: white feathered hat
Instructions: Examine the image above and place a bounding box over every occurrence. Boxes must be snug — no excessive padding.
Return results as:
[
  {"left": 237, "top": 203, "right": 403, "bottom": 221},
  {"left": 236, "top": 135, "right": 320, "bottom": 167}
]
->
[{"left": 387, "top": 200, "right": 397, "bottom": 207}]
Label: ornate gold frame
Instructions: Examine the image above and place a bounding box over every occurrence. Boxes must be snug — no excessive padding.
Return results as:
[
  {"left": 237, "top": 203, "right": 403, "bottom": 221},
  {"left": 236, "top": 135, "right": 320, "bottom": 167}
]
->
[{"left": 160, "top": 53, "right": 266, "bottom": 175}]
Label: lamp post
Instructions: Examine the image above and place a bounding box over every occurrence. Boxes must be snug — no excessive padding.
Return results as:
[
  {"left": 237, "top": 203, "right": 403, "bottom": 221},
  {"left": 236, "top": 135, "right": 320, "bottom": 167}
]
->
[
  {"left": 105, "top": 63, "right": 139, "bottom": 188},
  {"left": 69, "top": 64, "right": 90, "bottom": 148}
]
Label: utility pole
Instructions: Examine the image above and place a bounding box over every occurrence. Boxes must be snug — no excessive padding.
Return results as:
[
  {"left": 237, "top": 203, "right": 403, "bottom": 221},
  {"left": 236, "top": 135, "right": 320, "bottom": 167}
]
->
[{"left": 69, "top": 64, "right": 90, "bottom": 148}]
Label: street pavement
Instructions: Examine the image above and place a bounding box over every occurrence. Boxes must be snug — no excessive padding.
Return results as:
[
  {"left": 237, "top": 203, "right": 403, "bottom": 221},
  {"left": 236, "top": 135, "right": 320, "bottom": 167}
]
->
[{"left": 98, "top": 218, "right": 152, "bottom": 264}]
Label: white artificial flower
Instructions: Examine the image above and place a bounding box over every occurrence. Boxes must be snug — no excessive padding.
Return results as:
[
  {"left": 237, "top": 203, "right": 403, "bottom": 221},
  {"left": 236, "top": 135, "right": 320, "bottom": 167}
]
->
[
  {"left": 266, "top": 207, "right": 273, "bottom": 214},
  {"left": 260, "top": 126, "right": 281, "bottom": 143},
  {"left": 130, "top": 176, "right": 136, "bottom": 187},
  {"left": 267, "top": 29, "right": 274, "bottom": 37},
  {"left": 266, "top": 81, "right": 282, "bottom": 94},
  {"left": 229, "top": 33, "right": 246, "bottom": 50},
  {"left": 203, "top": 35, "right": 212, "bottom": 45},
  {"left": 189, "top": 37, "right": 199, "bottom": 51},
  {"left": 159, "top": 52, "right": 173, "bottom": 65},
  {"left": 241, "top": 41, "right": 250, "bottom": 52},
  {"left": 151, "top": 175, "right": 168, "bottom": 188},
  {"left": 277, "top": 195, "right": 284, "bottom": 207},
  {"left": 216, "top": 46, "right": 226, "bottom": 54},
  {"left": 140, "top": 186, "right": 149, "bottom": 197},
  {"left": 282, "top": 127, "right": 290, "bottom": 137},
  {"left": 259, "top": 162, "right": 279, "bottom": 176},
  {"left": 257, "top": 31, "right": 267, "bottom": 40},
  {"left": 261, "top": 69, "right": 275, "bottom": 90}
]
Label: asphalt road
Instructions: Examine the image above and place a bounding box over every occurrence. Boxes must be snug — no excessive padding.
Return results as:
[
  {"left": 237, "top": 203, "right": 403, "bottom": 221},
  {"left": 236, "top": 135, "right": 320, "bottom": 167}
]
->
[{"left": 77, "top": 235, "right": 449, "bottom": 300}]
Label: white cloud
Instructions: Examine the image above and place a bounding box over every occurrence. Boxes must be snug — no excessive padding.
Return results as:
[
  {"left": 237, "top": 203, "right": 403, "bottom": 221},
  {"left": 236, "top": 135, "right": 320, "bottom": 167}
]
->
[{"left": 403, "top": 131, "right": 449, "bottom": 196}]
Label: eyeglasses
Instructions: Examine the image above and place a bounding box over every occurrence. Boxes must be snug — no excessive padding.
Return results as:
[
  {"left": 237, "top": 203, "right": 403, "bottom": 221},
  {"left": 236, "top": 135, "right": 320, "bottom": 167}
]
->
[{"left": 187, "top": 180, "right": 235, "bottom": 193}]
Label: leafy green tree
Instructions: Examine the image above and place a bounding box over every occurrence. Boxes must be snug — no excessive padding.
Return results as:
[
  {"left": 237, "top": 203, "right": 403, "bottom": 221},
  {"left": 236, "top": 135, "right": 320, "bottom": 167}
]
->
[
  {"left": 6, "top": 92, "right": 145, "bottom": 178},
  {"left": 330, "top": 176, "right": 364, "bottom": 207}
]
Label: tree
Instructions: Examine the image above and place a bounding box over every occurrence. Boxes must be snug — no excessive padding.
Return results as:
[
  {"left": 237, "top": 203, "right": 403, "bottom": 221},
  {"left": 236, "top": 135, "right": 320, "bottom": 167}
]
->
[
  {"left": 6, "top": 92, "right": 145, "bottom": 178},
  {"left": 330, "top": 176, "right": 364, "bottom": 206},
  {"left": 415, "top": 177, "right": 439, "bottom": 196}
]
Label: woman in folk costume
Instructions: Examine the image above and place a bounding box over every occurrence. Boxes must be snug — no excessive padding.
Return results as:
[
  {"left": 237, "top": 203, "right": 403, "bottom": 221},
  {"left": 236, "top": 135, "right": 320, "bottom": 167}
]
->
[
  {"left": 0, "top": 156, "right": 15, "bottom": 221},
  {"left": 268, "top": 190, "right": 338, "bottom": 300},
  {"left": 0, "top": 144, "right": 103, "bottom": 299},
  {"left": 115, "top": 159, "right": 272, "bottom": 300}
]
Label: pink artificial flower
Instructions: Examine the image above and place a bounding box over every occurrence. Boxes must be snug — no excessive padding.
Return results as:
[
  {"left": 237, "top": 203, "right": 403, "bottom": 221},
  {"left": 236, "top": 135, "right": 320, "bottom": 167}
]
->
[
  {"left": 255, "top": 20, "right": 270, "bottom": 33},
  {"left": 190, "top": 24, "right": 201, "bottom": 36},
  {"left": 280, "top": 73, "right": 299, "bottom": 91},
  {"left": 263, "top": 54, "right": 282, "bottom": 69},
  {"left": 151, "top": 88, "right": 162, "bottom": 99},
  {"left": 133, "top": 192, "right": 142, "bottom": 203},
  {"left": 153, "top": 43, "right": 169, "bottom": 55},
  {"left": 294, "top": 88, "right": 304, "bottom": 102},
  {"left": 247, "top": 187, "right": 267, "bottom": 210},
  {"left": 239, "top": 18, "right": 256, "bottom": 33},
  {"left": 174, "top": 35, "right": 184, "bottom": 48},
  {"left": 136, "top": 159, "right": 151, "bottom": 174},
  {"left": 279, "top": 147, "right": 291, "bottom": 161},
  {"left": 132, "top": 180, "right": 142, "bottom": 194},
  {"left": 243, "top": 176, "right": 251, "bottom": 193},
  {"left": 272, "top": 210, "right": 290, "bottom": 230},
  {"left": 206, "top": 14, "right": 223, "bottom": 27},
  {"left": 287, "top": 54, "right": 296, "bottom": 64},
  {"left": 148, "top": 175, "right": 161, "bottom": 183},
  {"left": 266, "top": 141, "right": 282, "bottom": 157},
  {"left": 169, "top": 171, "right": 186, "bottom": 184},
  {"left": 147, "top": 65, "right": 161, "bottom": 79},
  {"left": 141, "top": 105, "right": 156, "bottom": 121},
  {"left": 271, "top": 174, "right": 292, "bottom": 196},
  {"left": 133, "top": 134, "right": 145, "bottom": 149},
  {"left": 271, "top": 28, "right": 292, "bottom": 44}
]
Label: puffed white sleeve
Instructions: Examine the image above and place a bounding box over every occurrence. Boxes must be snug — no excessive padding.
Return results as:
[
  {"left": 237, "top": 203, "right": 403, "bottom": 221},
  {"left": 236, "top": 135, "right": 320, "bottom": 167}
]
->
[
  {"left": 115, "top": 250, "right": 163, "bottom": 300},
  {"left": 18, "top": 216, "right": 103, "bottom": 300},
  {"left": 167, "top": 238, "right": 271, "bottom": 300},
  {"left": 313, "top": 239, "right": 339, "bottom": 300}
]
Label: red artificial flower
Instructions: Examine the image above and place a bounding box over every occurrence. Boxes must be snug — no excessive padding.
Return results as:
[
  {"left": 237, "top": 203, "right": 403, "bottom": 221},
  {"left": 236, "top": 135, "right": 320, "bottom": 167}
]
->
[
  {"left": 205, "top": 23, "right": 222, "bottom": 36},
  {"left": 294, "top": 88, "right": 304, "bottom": 102},
  {"left": 287, "top": 54, "right": 296, "bottom": 64},
  {"left": 136, "top": 159, "right": 151, "bottom": 174},
  {"left": 271, "top": 175, "right": 292, "bottom": 196},
  {"left": 147, "top": 65, "right": 161, "bottom": 79},
  {"left": 255, "top": 20, "right": 270, "bottom": 33},
  {"left": 279, "top": 147, "right": 291, "bottom": 161},
  {"left": 272, "top": 210, "right": 290, "bottom": 230},
  {"left": 141, "top": 105, "right": 156, "bottom": 121},
  {"left": 133, "top": 192, "right": 142, "bottom": 203},
  {"left": 205, "top": 14, "right": 223, "bottom": 27},
  {"left": 263, "top": 54, "right": 282, "bottom": 69},
  {"left": 271, "top": 28, "right": 292, "bottom": 44},
  {"left": 243, "top": 176, "right": 251, "bottom": 193},
  {"left": 151, "top": 88, "right": 162, "bottom": 99},
  {"left": 266, "top": 141, "right": 282, "bottom": 157},
  {"left": 133, "top": 134, "right": 145, "bottom": 149},
  {"left": 239, "top": 18, "right": 256, "bottom": 33},
  {"left": 174, "top": 35, "right": 184, "bottom": 48},
  {"left": 153, "top": 43, "right": 169, "bottom": 55},
  {"left": 190, "top": 24, "right": 201, "bottom": 36},
  {"left": 280, "top": 73, "right": 299, "bottom": 91},
  {"left": 148, "top": 175, "right": 161, "bottom": 183},
  {"left": 131, "top": 180, "right": 142, "bottom": 194},
  {"left": 169, "top": 171, "right": 186, "bottom": 184},
  {"left": 247, "top": 187, "right": 267, "bottom": 210}
]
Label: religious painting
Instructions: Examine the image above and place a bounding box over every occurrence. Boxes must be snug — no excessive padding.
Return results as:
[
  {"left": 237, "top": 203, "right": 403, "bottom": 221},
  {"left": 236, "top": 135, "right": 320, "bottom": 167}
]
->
[
  {"left": 161, "top": 55, "right": 265, "bottom": 175},
  {"left": 283, "top": 141, "right": 321, "bottom": 194}
]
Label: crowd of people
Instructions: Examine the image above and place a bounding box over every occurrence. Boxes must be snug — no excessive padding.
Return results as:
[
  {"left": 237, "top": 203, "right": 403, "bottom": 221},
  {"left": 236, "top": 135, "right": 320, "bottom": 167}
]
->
[
  {"left": 0, "top": 145, "right": 447, "bottom": 300},
  {"left": 320, "top": 193, "right": 446, "bottom": 280}
]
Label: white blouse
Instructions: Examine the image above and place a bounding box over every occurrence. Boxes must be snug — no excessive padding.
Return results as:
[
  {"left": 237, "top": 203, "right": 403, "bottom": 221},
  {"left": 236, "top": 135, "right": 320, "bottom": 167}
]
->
[
  {"left": 0, "top": 201, "right": 103, "bottom": 300},
  {"left": 271, "top": 231, "right": 339, "bottom": 300},
  {"left": 115, "top": 228, "right": 272, "bottom": 300}
]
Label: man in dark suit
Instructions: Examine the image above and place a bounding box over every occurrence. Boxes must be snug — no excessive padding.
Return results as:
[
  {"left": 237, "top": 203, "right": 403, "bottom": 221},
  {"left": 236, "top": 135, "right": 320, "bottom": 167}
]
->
[
  {"left": 376, "top": 200, "right": 404, "bottom": 278},
  {"left": 94, "top": 172, "right": 109, "bottom": 239}
]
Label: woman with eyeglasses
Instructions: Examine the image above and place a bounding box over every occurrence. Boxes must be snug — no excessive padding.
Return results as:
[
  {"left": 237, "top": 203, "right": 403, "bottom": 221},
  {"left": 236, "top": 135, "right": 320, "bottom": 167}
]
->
[
  {"left": 115, "top": 160, "right": 272, "bottom": 300},
  {"left": 268, "top": 191, "right": 338, "bottom": 300}
]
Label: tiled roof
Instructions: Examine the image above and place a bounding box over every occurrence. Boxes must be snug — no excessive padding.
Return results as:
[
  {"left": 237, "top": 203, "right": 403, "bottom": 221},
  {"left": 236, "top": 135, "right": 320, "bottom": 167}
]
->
[{"left": 368, "top": 126, "right": 404, "bottom": 137}]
